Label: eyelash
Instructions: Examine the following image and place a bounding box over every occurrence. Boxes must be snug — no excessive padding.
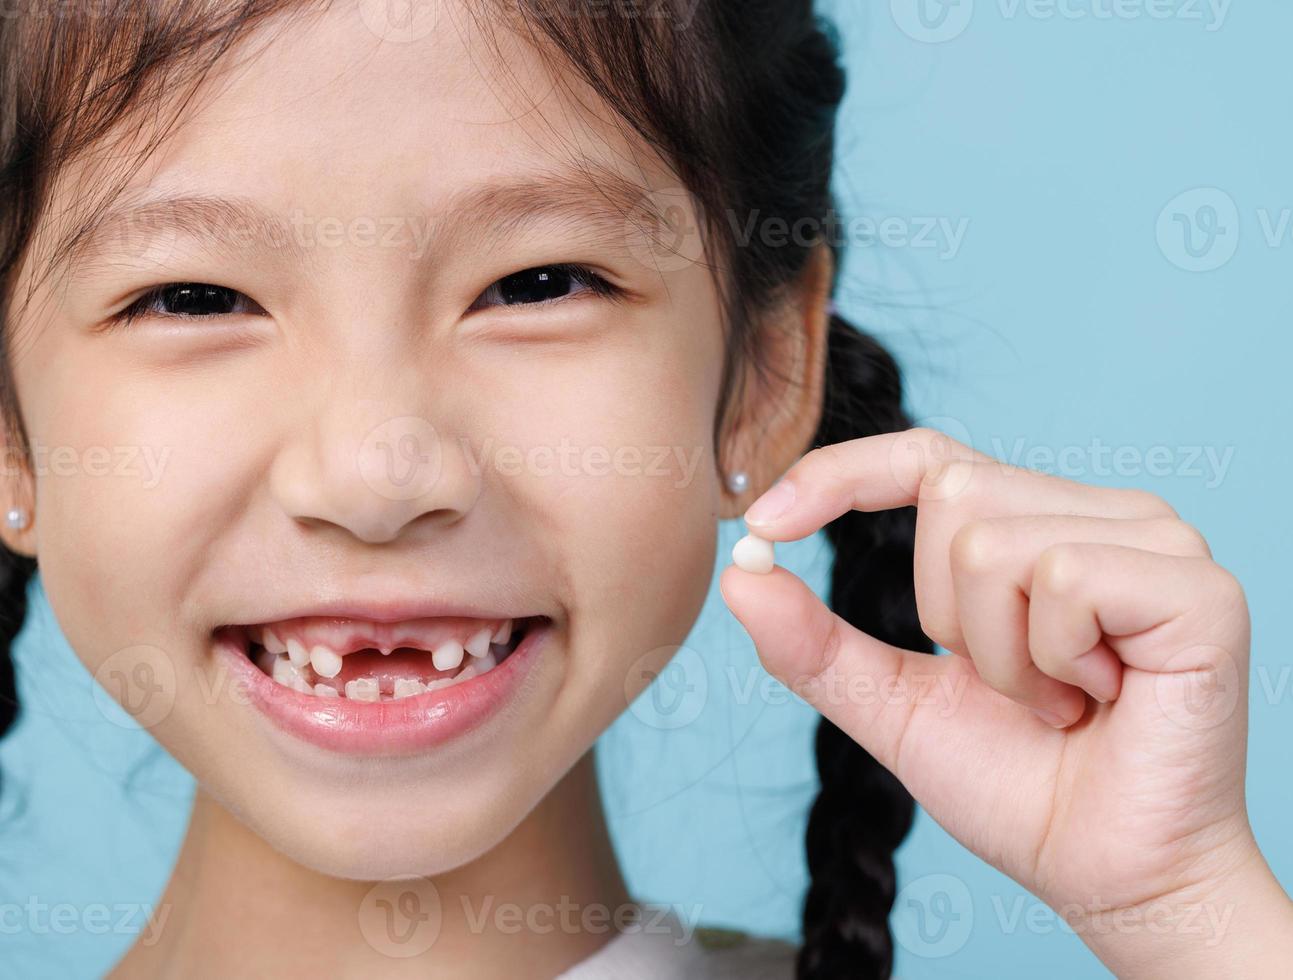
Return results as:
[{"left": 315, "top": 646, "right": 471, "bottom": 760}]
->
[{"left": 108, "top": 263, "right": 622, "bottom": 329}]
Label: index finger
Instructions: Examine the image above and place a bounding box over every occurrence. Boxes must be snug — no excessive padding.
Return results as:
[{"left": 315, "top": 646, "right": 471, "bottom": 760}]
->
[{"left": 742, "top": 427, "right": 985, "bottom": 541}]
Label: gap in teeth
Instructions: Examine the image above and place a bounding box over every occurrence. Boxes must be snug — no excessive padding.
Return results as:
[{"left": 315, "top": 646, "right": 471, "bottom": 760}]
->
[{"left": 249, "top": 618, "right": 527, "bottom": 701}]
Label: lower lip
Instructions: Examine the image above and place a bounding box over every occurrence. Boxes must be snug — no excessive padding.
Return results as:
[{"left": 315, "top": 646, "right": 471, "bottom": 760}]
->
[{"left": 215, "top": 622, "right": 547, "bottom": 756}]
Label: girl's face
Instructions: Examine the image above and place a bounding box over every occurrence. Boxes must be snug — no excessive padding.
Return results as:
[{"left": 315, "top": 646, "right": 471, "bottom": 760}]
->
[{"left": 4, "top": 1, "right": 752, "bottom": 879}]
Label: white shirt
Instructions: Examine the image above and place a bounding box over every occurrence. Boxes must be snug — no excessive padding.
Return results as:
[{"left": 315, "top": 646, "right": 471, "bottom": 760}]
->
[{"left": 555, "top": 907, "right": 796, "bottom": 980}]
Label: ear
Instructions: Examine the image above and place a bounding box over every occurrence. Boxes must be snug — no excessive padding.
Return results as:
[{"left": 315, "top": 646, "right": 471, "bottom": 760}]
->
[
  {"left": 0, "top": 424, "right": 37, "bottom": 558},
  {"left": 717, "top": 243, "right": 833, "bottom": 520}
]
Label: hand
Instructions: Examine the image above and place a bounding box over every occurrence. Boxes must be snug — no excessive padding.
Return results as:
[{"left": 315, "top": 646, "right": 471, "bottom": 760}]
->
[{"left": 720, "top": 428, "right": 1293, "bottom": 977}]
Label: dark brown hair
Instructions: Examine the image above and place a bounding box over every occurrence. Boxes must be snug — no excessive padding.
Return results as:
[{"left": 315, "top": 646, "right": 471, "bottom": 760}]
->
[{"left": 0, "top": 2, "right": 932, "bottom": 976}]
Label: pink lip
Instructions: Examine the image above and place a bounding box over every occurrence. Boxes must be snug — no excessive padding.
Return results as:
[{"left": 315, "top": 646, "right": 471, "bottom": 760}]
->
[
  {"left": 245, "top": 595, "right": 518, "bottom": 625},
  {"left": 215, "top": 620, "right": 547, "bottom": 756}
]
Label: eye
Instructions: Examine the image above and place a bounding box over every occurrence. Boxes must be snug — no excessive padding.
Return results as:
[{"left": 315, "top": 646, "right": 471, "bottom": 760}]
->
[
  {"left": 112, "top": 282, "right": 265, "bottom": 327},
  {"left": 468, "top": 264, "right": 619, "bottom": 311}
]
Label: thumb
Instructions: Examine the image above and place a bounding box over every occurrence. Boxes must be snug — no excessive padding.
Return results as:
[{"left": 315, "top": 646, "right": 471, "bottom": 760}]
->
[{"left": 719, "top": 562, "right": 953, "bottom": 774}]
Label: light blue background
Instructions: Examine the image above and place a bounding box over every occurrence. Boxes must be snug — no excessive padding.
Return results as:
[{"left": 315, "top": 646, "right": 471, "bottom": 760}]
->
[{"left": 2, "top": 1, "right": 1290, "bottom": 976}]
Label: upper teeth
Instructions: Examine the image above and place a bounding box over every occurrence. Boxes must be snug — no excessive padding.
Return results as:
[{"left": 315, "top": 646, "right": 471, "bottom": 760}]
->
[
  {"left": 310, "top": 644, "right": 343, "bottom": 678},
  {"left": 251, "top": 617, "right": 526, "bottom": 701},
  {"left": 286, "top": 638, "right": 311, "bottom": 668},
  {"left": 264, "top": 628, "right": 288, "bottom": 655},
  {"left": 432, "top": 639, "right": 465, "bottom": 671},
  {"left": 465, "top": 628, "right": 492, "bottom": 658}
]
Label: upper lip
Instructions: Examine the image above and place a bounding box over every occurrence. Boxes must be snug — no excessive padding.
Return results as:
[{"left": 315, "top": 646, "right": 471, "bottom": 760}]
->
[{"left": 228, "top": 595, "right": 535, "bottom": 629}]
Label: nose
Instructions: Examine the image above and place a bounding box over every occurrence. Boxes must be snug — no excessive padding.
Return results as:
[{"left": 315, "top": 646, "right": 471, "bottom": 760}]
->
[{"left": 270, "top": 397, "right": 480, "bottom": 544}]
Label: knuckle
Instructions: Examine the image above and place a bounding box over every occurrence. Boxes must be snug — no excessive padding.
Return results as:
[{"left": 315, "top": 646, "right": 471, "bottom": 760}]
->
[
  {"left": 1151, "top": 517, "right": 1213, "bottom": 558},
  {"left": 949, "top": 519, "right": 1008, "bottom": 577},
  {"left": 915, "top": 598, "right": 958, "bottom": 652},
  {"left": 1028, "top": 642, "right": 1063, "bottom": 678},
  {"left": 1033, "top": 544, "right": 1088, "bottom": 599},
  {"left": 971, "top": 657, "right": 1024, "bottom": 699},
  {"left": 804, "top": 440, "right": 851, "bottom": 484},
  {"left": 1206, "top": 562, "right": 1247, "bottom": 609},
  {"left": 918, "top": 458, "right": 979, "bottom": 506},
  {"left": 1119, "top": 487, "right": 1179, "bottom": 519}
]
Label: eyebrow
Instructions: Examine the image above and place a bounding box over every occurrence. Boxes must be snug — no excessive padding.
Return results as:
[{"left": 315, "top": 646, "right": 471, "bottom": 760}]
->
[{"left": 57, "top": 162, "right": 671, "bottom": 281}]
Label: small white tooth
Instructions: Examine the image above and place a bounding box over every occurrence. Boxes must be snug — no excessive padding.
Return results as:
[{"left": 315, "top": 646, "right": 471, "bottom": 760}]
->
[
  {"left": 393, "top": 678, "right": 426, "bottom": 699},
  {"left": 344, "top": 678, "right": 380, "bottom": 702},
  {"left": 291, "top": 675, "right": 312, "bottom": 695},
  {"left": 286, "top": 638, "right": 311, "bottom": 668},
  {"left": 271, "top": 654, "right": 298, "bottom": 687},
  {"left": 255, "top": 649, "right": 278, "bottom": 674},
  {"left": 310, "top": 644, "right": 343, "bottom": 679},
  {"left": 491, "top": 619, "right": 513, "bottom": 645},
  {"left": 380, "top": 647, "right": 391, "bottom": 656},
  {"left": 432, "top": 639, "right": 465, "bottom": 671},
  {"left": 465, "top": 628, "right": 492, "bottom": 658},
  {"left": 454, "top": 651, "right": 496, "bottom": 685},
  {"left": 424, "top": 677, "right": 455, "bottom": 692},
  {"left": 263, "top": 628, "right": 288, "bottom": 655},
  {"left": 313, "top": 683, "right": 339, "bottom": 698},
  {"left": 732, "top": 533, "right": 776, "bottom": 575}
]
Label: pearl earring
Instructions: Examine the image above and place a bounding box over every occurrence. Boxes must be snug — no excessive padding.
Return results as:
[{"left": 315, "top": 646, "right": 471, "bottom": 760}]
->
[
  {"left": 5, "top": 507, "right": 27, "bottom": 530},
  {"left": 726, "top": 471, "right": 750, "bottom": 495}
]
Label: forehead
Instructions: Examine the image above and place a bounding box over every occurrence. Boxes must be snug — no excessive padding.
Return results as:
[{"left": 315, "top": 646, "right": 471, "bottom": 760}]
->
[{"left": 34, "top": 0, "right": 677, "bottom": 283}]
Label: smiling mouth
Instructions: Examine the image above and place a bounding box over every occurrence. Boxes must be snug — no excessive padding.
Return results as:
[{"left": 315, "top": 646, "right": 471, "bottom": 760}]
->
[{"left": 218, "top": 614, "right": 541, "bottom": 703}]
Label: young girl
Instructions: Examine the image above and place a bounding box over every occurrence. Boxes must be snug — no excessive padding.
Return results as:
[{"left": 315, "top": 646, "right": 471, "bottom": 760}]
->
[{"left": 1, "top": 1, "right": 1289, "bottom": 977}]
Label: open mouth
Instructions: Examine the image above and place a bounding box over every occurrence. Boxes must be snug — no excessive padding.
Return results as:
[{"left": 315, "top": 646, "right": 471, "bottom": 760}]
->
[{"left": 218, "top": 614, "right": 542, "bottom": 703}]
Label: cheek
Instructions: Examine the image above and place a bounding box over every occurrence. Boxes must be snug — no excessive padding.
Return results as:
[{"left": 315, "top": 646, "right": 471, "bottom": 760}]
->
[
  {"left": 469, "top": 328, "right": 723, "bottom": 718},
  {"left": 22, "top": 348, "right": 251, "bottom": 664}
]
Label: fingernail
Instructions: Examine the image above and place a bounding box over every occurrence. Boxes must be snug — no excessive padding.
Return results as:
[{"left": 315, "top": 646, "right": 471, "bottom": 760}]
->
[
  {"left": 745, "top": 479, "right": 796, "bottom": 526},
  {"left": 1034, "top": 707, "right": 1070, "bottom": 729}
]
